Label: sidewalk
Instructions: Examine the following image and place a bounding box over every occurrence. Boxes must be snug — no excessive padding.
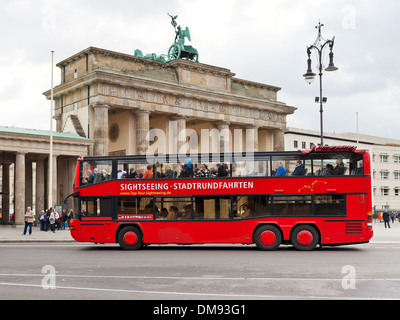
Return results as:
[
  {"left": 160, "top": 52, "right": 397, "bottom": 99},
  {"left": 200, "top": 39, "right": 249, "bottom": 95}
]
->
[
  {"left": 0, "top": 224, "right": 75, "bottom": 243},
  {"left": 0, "top": 220, "right": 399, "bottom": 244}
]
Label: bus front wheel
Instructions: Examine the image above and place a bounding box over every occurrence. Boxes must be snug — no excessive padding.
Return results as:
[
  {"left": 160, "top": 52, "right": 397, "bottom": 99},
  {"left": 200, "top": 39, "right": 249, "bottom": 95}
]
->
[
  {"left": 254, "top": 225, "right": 282, "bottom": 251},
  {"left": 118, "top": 226, "right": 143, "bottom": 250},
  {"left": 291, "top": 225, "right": 319, "bottom": 251}
]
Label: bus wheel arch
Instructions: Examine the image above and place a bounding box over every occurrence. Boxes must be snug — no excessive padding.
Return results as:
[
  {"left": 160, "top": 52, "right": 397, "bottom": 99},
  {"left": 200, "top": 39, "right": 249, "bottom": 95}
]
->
[
  {"left": 253, "top": 224, "right": 283, "bottom": 251},
  {"left": 116, "top": 224, "right": 144, "bottom": 250},
  {"left": 290, "top": 224, "right": 320, "bottom": 251}
]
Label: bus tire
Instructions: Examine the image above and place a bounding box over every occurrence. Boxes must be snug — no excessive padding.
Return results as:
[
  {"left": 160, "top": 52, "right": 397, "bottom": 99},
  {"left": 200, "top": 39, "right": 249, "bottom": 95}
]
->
[
  {"left": 118, "top": 226, "right": 143, "bottom": 250},
  {"left": 291, "top": 225, "right": 319, "bottom": 251},
  {"left": 254, "top": 225, "right": 282, "bottom": 251}
]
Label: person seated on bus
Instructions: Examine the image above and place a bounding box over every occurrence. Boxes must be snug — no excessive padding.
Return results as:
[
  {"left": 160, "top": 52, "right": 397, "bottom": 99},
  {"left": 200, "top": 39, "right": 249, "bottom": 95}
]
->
[
  {"left": 178, "top": 204, "right": 192, "bottom": 220},
  {"left": 142, "top": 165, "right": 154, "bottom": 179},
  {"left": 194, "top": 168, "right": 201, "bottom": 177},
  {"left": 179, "top": 158, "right": 193, "bottom": 177},
  {"left": 237, "top": 204, "right": 252, "bottom": 219},
  {"left": 217, "top": 163, "right": 228, "bottom": 177},
  {"left": 83, "top": 168, "right": 97, "bottom": 184},
  {"left": 100, "top": 169, "right": 110, "bottom": 181},
  {"left": 275, "top": 162, "right": 286, "bottom": 176},
  {"left": 332, "top": 157, "right": 346, "bottom": 175},
  {"left": 127, "top": 168, "right": 137, "bottom": 179},
  {"left": 82, "top": 169, "right": 92, "bottom": 184},
  {"left": 117, "top": 169, "right": 127, "bottom": 179},
  {"left": 164, "top": 165, "right": 175, "bottom": 179},
  {"left": 144, "top": 200, "right": 158, "bottom": 214},
  {"left": 166, "top": 206, "right": 179, "bottom": 220},
  {"left": 199, "top": 164, "right": 211, "bottom": 178},
  {"left": 291, "top": 160, "right": 305, "bottom": 176},
  {"left": 210, "top": 167, "right": 217, "bottom": 177},
  {"left": 325, "top": 164, "right": 334, "bottom": 175}
]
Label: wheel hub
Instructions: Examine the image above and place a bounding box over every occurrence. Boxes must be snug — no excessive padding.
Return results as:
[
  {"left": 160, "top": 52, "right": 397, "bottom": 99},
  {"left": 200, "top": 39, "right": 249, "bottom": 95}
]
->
[
  {"left": 260, "top": 230, "right": 277, "bottom": 246},
  {"left": 123, "top": 232, "right": 138, "bottom": 246},
  {"left": 297, "top": 230, "right": 313, "bottom": 246}
]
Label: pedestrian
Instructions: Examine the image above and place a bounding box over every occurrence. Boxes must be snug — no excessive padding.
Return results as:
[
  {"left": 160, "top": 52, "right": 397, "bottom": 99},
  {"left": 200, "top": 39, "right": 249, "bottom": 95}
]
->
[
  {"left": 390, "top": 211, "right": 395, "bottom": 224},
  {"left": 66, "top": 209, "right": 74, "bottom": 229},
  {"left": 383, "top": 211, "right": 391, "bottom": 229},
  {"left": 61, "top": 209, "right": 66, "bottom": 230},
  {"left": 23, "top": 206, "right": 35, "bottom": 235},
  {"left": 39, "top": 210, "right": 46, "bottom": 231},
  {"left": 49, "top": 207, "right": 56, "bottom": 233}
]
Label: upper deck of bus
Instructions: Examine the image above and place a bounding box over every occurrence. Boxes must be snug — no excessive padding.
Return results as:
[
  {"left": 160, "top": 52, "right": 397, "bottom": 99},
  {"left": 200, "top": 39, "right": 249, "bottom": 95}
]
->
[{"left": 73, "top": 146, "right": 370, "bottom": 191}]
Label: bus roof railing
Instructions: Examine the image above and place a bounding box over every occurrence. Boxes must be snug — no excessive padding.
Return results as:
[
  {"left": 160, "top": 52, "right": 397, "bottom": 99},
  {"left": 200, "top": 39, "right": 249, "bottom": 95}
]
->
[{"left": 79, "top": 147, "right": 365, "bottom": 164}]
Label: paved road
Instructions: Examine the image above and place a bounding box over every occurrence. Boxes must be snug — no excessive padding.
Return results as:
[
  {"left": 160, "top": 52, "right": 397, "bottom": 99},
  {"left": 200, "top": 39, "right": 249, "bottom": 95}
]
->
[{"left": 1, "top": 241, "right": 400, "bottom": 301}]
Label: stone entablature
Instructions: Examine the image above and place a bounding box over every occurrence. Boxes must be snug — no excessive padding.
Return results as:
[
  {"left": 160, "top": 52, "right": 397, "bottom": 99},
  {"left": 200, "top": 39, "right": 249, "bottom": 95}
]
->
[
  {"left": 44, "top": 46, "right": 296, "bottom": 156},
  {"left": 45, "top": 47, "right": 295, "bottom": 132}
]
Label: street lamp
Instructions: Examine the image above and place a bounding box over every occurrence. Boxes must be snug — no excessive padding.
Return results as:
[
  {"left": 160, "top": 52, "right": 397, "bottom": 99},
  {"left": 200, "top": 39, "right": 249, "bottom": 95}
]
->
[{"left": 303, "top": 22, "right": 338, "bottom": 146}]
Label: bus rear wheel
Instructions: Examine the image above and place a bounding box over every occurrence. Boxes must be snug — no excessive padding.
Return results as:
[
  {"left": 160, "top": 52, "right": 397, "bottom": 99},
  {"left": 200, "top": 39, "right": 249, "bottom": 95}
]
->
[
  {"left": 291, "top": 225, "right": 319, "bottom": 251},
  {"left": 118, "top": 226, "right": 143, "bottom": 250},
  {"left": 254, "top": 225, "right": 282, "bottom": 251}
]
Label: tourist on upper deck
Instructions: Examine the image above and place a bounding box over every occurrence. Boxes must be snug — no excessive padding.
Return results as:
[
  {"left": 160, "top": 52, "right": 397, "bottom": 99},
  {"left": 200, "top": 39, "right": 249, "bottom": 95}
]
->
[
  {"left": 332, "top": 157, "right": 346, "bottom": 175},
  {"left": 275, "top": 162, "right": 286, "bottom": 176},
  {"left": 143, "top": 165, "right": 154, "bottom": 179},
  {"left": 199, "top": 164, "right": 211, "bottom": 178},
  {"left": 164, "top": 165, "right": 175, "bottom": 179},
  {"left": 291, "top": 160, "right": 305, "bottom": 176}
]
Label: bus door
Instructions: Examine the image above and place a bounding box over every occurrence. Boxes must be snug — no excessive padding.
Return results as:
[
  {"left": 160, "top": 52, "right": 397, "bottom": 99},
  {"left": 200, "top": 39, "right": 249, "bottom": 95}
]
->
[{"left": 79, "top": 197, "right": 114, "bottom": 243}]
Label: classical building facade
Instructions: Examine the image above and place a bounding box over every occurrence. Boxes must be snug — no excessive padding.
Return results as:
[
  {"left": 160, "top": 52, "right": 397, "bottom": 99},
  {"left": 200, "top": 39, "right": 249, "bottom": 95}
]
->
[
  {"left": 0, "top": 127, "right": 92, "bottom": 224},
  {"left": 43, "top": 47, "right": 296, "bottom": 159}
]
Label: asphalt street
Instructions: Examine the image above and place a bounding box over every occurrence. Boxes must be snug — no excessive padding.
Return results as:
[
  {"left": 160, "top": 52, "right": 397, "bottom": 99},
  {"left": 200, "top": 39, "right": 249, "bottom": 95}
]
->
[{"left": 0, "top": 221, "right": 399, "bottom": 301}]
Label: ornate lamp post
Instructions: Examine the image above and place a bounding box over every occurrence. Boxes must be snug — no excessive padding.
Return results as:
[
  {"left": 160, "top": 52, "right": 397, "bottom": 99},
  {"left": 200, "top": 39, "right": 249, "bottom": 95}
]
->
[{"left": 303, "top": 22, "right": 338, "bottom": 146}]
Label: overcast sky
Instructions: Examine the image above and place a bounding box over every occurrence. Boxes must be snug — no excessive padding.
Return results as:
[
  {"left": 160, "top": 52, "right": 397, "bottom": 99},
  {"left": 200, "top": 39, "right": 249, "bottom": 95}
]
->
[{"left": 0, "top": 0, "right": 399, "bottom": 140}]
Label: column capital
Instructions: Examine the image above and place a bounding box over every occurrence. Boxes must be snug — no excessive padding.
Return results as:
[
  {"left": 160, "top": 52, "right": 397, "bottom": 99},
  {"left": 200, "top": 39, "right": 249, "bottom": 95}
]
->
[
  {"left": 244, "top": 124, "right": 260, "bottom": 130},
  {"left": 171, "top": 115, "right": 188, "bottom": 121},
  {"left": 91, "top": 102, "right": 110, "bottom": 109},
  {"left": 135, "top": 109, "right": 151, "bottom": 115},
  {"left": 216, "top": 121, "right": 231, "bottom": 128}
]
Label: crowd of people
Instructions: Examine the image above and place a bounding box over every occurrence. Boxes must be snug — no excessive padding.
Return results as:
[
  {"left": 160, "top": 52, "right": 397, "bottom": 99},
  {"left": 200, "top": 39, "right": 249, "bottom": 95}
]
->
[
  {"left": 22, "top": 206, "right": 74, "bottom": 235},
  {"left": 82, "top": 157, "right": 348, "bottom": 184},
  {"left": 83, "top": 160, "right": 230, "bottom": 184}
]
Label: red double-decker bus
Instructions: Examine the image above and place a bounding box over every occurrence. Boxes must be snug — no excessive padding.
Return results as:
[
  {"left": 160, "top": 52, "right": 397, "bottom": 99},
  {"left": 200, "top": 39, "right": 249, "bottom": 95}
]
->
[{"left": 66, "top": 146, "right": 373, "bottom": 250}]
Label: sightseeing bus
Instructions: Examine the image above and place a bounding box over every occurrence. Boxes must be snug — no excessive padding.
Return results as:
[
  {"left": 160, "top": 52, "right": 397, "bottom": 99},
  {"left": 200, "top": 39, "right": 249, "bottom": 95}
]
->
[{"left": 66, "top": 146, "right": 373, "bottom": 251}]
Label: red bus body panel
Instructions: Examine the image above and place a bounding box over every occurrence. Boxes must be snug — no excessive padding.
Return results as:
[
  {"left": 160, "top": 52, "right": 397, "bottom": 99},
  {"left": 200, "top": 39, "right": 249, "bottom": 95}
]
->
[{"left": 70, "top": 175, "right": 373, "bottom": 246}]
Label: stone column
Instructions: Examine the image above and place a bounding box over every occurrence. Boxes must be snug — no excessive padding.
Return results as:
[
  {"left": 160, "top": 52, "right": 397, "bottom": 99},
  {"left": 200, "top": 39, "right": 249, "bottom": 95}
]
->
[
  {"left": 35, "top": 158, "right": 45, "bottom": 216},
  {"left": 136, "top": 110, "right": 150, "bottom": 155},
  {"left": 1, "top": 163, "right": 10, "bottom": 224},
  {"left": 15, "top": 153, "right": 26, "bottom": 224},
  {"left": 170, "top": 116, "right": 187, "bottom": 154},
  {"left": 48, "top": 155, "right": 58, "bottom": 208},
  {"left": 273, "top": 129, "right": 285, "bottom": 151},
  {"left": 25, "top": 160, "right": 33, "bottom": 209},
  {"left": 217, "top": 121, "right": 231, "bottom": 153},
  {"left": 246, "top": 126, "right": 259, "bottom": 153},
  {"left": 93, "top": 103, "right": 110, "bottom": 156}
]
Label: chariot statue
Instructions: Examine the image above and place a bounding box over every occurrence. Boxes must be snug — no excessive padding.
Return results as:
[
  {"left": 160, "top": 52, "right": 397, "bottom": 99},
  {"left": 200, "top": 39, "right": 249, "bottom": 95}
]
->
[{"left": 167, "top": 13, "right": 199, "bottom": 62}]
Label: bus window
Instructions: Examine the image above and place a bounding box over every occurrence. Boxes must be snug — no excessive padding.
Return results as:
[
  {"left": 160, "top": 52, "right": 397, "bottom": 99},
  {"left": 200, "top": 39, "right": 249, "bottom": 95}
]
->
[
  {"left": 194, "top": 196, "right": 231, "bottom": 220},
  {"left": 118, "top": 197, "right": 154, "bottom": 215},
  {"left": 80, "top": 198, "right": 113, "bottom": 218},
  {"left": 80, "top": 198, "right": 99, "bottom": 217},
  {"left": 314, "top": 195, "right": 346, "bottom": 216},
  {"left": 154, "top": 197, "right": 192, "bottom": 220},
  {"left": 273, "top": 196, "right": 312, "bottom": 216},
  {"left": 233, "top": 195, "right": 272, "bottom": 218}
]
